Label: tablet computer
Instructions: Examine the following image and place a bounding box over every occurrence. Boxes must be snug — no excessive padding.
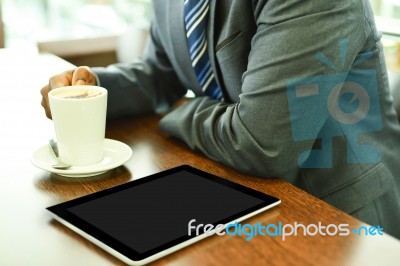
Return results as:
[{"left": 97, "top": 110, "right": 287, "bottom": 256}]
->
[{"left": 47, "top": 165, "right": 281, "bottom": 265}]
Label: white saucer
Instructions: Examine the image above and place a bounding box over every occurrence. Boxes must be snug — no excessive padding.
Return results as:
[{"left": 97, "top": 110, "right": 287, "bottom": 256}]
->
[{"left": 31, "top": 139, "right": 132, "bottom": 178}]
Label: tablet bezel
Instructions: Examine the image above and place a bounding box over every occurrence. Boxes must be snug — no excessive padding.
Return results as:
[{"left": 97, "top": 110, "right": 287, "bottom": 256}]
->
[{"left": 47, "top": 165, "right": 281, "bottom": 265}]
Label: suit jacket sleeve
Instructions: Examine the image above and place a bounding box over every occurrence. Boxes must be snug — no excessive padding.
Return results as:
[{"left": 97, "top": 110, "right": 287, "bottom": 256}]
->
[
  {"left": 93, "top": 23, "right": 187, "bottom": 119},
  {"left": 159, "top": 0, "right": 377, "bottom": 180}
]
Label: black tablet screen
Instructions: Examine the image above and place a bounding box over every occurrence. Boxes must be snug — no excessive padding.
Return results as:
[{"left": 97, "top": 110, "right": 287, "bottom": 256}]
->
[
  {"left": 68, "top": 170, "right": 263, "bottom": 253},
  {"left": 48, "top": 166, "right": 280, "bottom": 261}
]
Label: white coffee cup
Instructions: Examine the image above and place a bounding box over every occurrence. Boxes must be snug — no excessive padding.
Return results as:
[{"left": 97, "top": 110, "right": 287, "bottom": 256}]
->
[{"left": 49, "top": 85, "right": 108, "bottom": 166}]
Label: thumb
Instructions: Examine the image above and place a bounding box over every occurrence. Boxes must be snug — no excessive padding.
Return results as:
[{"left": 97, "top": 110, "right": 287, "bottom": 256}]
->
[
  {"left": 74, "top": 79, "right": 86, "bottom": 85},
  {"left": 71, "top": 66, "right": 95, "bottom": 86}
]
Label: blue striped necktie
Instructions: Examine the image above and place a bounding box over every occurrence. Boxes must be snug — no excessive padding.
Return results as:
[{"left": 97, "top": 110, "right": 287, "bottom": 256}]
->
[{"left": 184, "top": 0, "right": 223, "bottom": 100}]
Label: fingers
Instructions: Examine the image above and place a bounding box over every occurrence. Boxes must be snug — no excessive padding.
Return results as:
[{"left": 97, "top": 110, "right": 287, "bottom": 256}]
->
[
  {"left": 41, "top": 84, "right": 52, "bottom": 119},
  {"left": 43, "top": 69, "right": 74, "bottom": 119},
  {"left": 71, "top": 66, "right": 96, "bottom": 86},
  {"left": 49, "top": 69, "right": 74, "bottom": 89},
  {"left": 41, "top": 66, "right": 96, "bottom": 119}
]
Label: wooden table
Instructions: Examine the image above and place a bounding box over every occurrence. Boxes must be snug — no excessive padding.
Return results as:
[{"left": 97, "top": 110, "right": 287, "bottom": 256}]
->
[{"left": 1, "top": 49, "right": 400, "bottom": 266}]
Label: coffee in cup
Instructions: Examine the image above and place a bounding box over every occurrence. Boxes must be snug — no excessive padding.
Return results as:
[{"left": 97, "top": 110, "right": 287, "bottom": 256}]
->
[{"left": 52, "top": 88, "right": 103, "bottom": 99}]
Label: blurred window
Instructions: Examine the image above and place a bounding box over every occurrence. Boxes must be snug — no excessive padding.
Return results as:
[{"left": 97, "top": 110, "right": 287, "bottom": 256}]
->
[
  {"left": 1, "top": 0, "right": 152, "bottom": 48},
  {"left": 370, "top": 0, "right": 400, "bottom": 21},
  {"left": 370, "top": 0, "right": 400, "bottom": 72}
]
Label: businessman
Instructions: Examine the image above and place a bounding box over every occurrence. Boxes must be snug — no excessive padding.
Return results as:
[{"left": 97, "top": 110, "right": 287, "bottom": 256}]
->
[{"left": 41, "top": 0, "right": 400, "bottom": 238}]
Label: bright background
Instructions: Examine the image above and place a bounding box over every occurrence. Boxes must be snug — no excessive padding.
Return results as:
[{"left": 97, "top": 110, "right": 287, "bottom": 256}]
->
[{"left": 1, "top": 0, "right": 151, "bottom": 48}]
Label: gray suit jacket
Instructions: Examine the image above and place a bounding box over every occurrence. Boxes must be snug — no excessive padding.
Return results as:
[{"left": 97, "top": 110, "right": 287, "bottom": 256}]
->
[{"left": 94, "top": 0, "right": 400, "bottom": 238}]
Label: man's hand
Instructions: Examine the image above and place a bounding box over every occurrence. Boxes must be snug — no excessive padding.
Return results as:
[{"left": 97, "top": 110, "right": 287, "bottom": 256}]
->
[{"left": 40, "top": 66, "right": 97, "bottom": 119}]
